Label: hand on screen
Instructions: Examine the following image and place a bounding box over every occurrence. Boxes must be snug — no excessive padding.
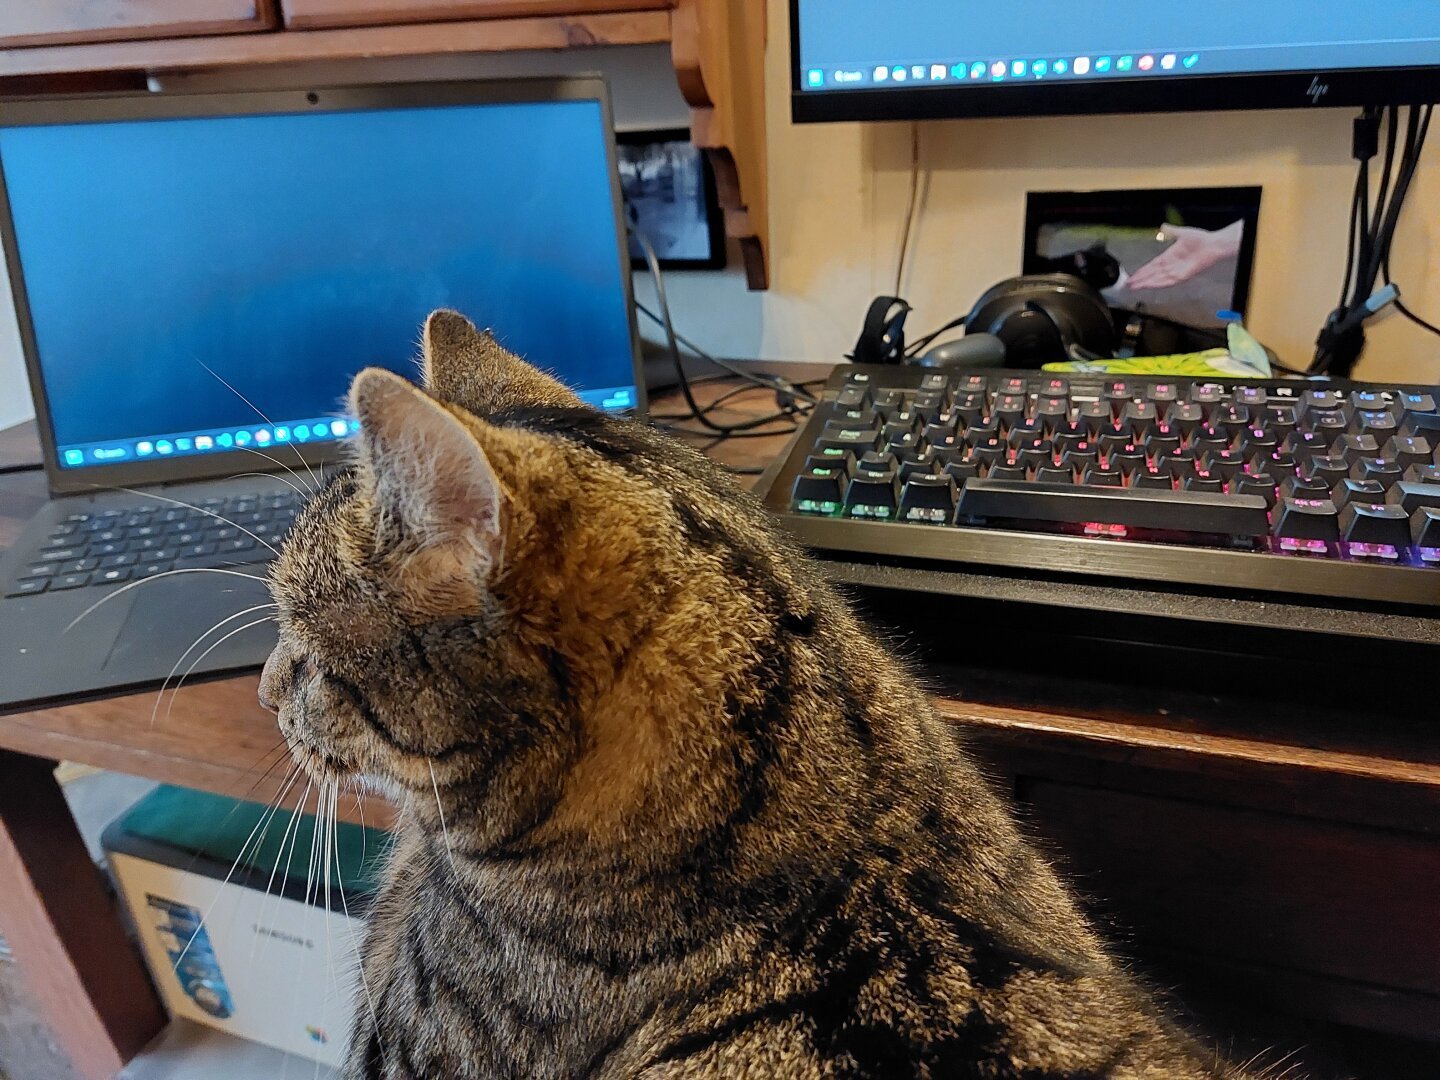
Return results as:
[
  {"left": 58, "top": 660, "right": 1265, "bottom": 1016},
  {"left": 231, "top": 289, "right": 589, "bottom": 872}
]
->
[{"left": 1126, "top": 220, "right": 1245, "bottom": 291}]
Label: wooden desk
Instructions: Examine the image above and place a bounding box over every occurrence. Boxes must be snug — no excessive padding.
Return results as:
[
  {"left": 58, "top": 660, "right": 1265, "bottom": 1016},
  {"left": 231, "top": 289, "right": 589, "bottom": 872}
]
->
[{"left": 2, "top": 372, "right": 1437, "bottom": 1078}]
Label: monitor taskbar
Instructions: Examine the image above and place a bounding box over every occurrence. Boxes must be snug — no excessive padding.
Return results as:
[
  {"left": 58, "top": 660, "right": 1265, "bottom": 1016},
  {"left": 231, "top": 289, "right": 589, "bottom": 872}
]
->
[{"left": 55, "top": 385, "right": 639, "bottom": 469}]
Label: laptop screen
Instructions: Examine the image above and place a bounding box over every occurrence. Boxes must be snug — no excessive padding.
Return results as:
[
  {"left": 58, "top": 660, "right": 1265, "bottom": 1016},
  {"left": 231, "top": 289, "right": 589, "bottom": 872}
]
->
[{"left": 0, "top": 87, "right": 640, "bottom": 473}]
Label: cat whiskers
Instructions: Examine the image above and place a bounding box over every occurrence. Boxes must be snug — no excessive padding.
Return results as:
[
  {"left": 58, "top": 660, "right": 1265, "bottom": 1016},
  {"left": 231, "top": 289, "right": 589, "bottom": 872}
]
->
[
  {"left": 149, "top": 603, "right": 278, "bottom": 730},
  {"left": 171, "top": 762, "right": 304, "bottom": 974},
  {"left": 224, "top": 467, "right": 315, "bottom": 501},
  {"left": 196, "top": 358, "right": 324, "bottom": 493},
  {"left": 428, "top": 761, "right": 464, "bottom": 881},
  {"left": 160, "top": 614, "right": 277, "bottom": 728},
  {"left": 84, "top": 483, "right": 282, "bottom": 559},
  {"left": 63, "top": 567, "right": 270, "bottom": 634}
]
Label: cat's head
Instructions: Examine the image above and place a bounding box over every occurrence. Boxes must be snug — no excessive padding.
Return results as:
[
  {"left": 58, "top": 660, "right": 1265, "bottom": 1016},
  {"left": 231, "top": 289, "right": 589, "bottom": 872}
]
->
[{"left": 258, "top": 311, "right": 812, "bottom": 846}]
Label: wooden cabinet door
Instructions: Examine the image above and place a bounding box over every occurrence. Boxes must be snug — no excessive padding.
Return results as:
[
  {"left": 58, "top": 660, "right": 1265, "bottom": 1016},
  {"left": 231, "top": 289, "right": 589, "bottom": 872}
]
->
[
  {"left": 0, "top": 1, "right": 278, "bottom": 47},
  {"left": 282, "top": 0, "right": 672, "bottom": 31}
]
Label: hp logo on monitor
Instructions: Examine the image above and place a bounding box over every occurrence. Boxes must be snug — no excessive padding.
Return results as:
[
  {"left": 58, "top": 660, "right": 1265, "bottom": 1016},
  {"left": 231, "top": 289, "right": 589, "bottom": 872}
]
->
[{"left": 1306, "top": 76, "right": 1331, "bottom": 105}]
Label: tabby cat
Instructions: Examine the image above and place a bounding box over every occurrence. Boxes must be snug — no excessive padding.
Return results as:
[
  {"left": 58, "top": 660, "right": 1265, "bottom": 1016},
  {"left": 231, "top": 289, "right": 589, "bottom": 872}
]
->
[{"left": 259, "top": 310, "right": 1249, "bottom": 1079}]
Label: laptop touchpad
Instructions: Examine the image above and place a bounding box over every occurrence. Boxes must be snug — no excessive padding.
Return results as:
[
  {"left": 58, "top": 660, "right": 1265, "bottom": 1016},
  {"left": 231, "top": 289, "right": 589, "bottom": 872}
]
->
[{"left": 104, "top": 573, "right": 278, "bottom": 676}]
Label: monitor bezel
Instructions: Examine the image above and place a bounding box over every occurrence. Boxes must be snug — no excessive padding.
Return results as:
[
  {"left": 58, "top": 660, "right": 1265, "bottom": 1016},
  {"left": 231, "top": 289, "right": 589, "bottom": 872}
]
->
[
  {"left": 0, "top": 76, "right": 647, "bottom": 496},
  {"left": 789, "top": 1, "right": 1440, "bottom": 123}
]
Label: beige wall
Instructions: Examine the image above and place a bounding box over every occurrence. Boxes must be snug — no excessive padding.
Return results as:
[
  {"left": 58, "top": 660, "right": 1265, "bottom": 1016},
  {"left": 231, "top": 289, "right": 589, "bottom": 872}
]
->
[{"left": 652, "top": 2, "right": 1440, "bottom": 385}]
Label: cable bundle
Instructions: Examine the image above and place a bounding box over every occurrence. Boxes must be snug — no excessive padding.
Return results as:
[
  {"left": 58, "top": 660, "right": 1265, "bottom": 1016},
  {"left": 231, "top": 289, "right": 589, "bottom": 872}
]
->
[{"left": 1313, "top": 105, "right": 1435, "bottom": 376}]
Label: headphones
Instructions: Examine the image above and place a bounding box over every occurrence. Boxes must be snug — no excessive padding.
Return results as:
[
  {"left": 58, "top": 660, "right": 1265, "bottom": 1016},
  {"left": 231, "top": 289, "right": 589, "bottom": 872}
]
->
[
  {"left": 965, "top": 273, "right": 1117, "bottom": 366},
  {"left": 850, "top": 275, "right": 1117, "bottom": 369}
]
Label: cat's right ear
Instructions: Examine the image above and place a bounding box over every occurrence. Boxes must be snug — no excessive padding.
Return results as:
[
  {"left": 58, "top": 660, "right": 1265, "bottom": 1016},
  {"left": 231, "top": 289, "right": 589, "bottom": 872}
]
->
[{"left": 348, "top": 367, "right": 507, "bottom": 576}]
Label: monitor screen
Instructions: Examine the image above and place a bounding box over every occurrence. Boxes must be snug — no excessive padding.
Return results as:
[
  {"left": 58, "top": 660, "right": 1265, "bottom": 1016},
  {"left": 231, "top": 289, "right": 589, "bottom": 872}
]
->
[
  {"left": 0, "top": 84, "right": 641, "bottom": 477},
  {"left": 792, "top": 2, "right": 1440, "bottom": 121}
]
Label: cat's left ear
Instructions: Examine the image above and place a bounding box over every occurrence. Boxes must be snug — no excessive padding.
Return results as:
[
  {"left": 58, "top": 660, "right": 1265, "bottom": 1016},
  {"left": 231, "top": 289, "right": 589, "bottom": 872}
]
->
[{"left": 348, "top": 368, "right": 506, "bottom": 570}]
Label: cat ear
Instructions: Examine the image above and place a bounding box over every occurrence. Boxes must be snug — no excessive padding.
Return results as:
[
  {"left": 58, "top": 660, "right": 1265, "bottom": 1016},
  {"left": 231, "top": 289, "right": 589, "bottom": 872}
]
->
[
  {"left": 349, "top": 368, "right": 505, "bottom": 568},
  {"left": 421, "top": 309, "right": 584, "bottom": 412}
]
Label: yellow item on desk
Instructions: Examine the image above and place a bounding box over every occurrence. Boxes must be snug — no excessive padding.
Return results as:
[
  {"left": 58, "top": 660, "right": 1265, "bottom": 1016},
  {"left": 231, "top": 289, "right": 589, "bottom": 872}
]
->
[{"left": 1043, "top": 323, "right": 1274, "bottom": 379}]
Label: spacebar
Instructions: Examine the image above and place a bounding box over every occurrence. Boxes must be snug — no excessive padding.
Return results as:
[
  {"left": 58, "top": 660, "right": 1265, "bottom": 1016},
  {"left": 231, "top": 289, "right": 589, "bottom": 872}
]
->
[{"left": 955, "top": 480, "right": 1271, "bottom": 536}]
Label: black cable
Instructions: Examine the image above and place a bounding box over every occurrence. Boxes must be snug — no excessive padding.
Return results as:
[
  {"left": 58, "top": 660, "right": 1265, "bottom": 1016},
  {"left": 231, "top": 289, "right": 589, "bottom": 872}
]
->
[
  {"left": 0, "top": 462, "right": 42, "bottom": 476},
  {"left": 903, "top": 315, "right": 970, "bottom": 359},
  {"left": 1312, "top": 105, "right": 1432, "bottom": 376},
  {"left": 633, "top": 299, "right": 819, "bottom": 411},
  {"left": 632, "top": 229, "right": 810, "bottom": 435},
  {"left": 893, "top": 123, "right": 921, "bottom": 297}
]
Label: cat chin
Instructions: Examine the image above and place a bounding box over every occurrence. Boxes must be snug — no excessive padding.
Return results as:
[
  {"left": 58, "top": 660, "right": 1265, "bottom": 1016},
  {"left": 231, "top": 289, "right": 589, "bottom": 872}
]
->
[{"left": 355, "top": 772, "right": 405, "bottom": 801}]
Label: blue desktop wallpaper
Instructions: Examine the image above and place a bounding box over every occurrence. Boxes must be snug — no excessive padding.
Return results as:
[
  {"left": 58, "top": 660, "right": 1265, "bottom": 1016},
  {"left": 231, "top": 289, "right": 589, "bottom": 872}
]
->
[
  {"left": 0, "top": 100, "right": 637, "bottom": 450},
  {"left": 797, "top": 2, "right": 1440, "bottom": 69}
]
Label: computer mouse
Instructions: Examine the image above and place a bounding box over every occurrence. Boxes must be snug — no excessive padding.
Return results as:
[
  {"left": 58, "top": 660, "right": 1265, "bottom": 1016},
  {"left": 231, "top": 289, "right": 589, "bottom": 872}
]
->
[{"left": 918, "top": 333, "right": 1007, "bottom": 370}]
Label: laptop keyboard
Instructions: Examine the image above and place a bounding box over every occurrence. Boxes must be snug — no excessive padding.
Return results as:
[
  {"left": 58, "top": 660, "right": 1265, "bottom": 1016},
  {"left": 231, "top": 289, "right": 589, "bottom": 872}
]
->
[{"left": 4, "top": 490, "right": 299, "bottom": 597}]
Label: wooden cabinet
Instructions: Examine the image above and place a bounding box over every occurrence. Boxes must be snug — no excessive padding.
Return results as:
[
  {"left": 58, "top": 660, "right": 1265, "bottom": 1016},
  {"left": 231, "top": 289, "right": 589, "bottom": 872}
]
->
[
  {"left": 0, "top": 1, "right": 277, "bottom": 48},
  {"left": 0, "top": 0, "right": 768, "bottom": 288},
  {"left": 282, "top": 0, "right": 673, "bottom": 31}
]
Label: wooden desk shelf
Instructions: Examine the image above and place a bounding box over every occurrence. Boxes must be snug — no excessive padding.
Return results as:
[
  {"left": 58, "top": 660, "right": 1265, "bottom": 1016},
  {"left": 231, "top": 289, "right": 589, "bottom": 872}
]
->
[{"left": 0, "top": 0, "right": 770, "bottom": 288}]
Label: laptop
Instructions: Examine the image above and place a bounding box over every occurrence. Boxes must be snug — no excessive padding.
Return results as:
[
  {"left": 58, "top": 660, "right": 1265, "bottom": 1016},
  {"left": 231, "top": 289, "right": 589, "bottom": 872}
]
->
[{"left": 0, "top": 77, "right": 643, "bottom": 713}]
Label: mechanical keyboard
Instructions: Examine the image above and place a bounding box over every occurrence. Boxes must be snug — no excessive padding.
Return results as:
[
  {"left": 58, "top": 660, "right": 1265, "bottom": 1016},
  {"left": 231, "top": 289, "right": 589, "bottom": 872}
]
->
[
  {"left": 4, "top": 490, "right": 296, "bottom": 597},
  {"left": 761, "top": 366, "right": 1440, "bottom": 608}
]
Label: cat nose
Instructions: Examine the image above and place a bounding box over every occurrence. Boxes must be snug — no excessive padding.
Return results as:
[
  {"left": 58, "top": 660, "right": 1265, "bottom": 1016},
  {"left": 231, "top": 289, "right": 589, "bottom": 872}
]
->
[{"left": 258, "top": 649, "right": 283, "bottom": 712}]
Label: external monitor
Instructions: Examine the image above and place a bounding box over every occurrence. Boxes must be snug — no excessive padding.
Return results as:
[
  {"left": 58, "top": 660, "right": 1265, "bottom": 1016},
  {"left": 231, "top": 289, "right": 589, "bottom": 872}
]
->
[{"left": 792, "top": 3, "right": 1440, "bottom": 121}]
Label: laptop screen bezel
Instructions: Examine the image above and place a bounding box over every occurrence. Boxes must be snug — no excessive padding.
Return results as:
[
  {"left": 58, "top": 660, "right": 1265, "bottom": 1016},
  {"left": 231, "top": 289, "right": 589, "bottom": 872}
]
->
[{"left": 0, "top": 76, "right": 647, "bottom": 496}]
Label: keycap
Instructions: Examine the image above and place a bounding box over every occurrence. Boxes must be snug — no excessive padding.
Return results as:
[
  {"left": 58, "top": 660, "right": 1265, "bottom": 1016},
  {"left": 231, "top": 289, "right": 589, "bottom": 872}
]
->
[
  {"left": 844, "top": 471, "right": 898, "bottom": 519},
  {"left": 59, "top": 558, "right": 99, "bottom": 573},
  {"left": 100, "top": 553, "right": 138, "bottom": 568},
  {"left": 24, "top": 563, "right": 58, "bottom": 578},
  {"left": 793, "top": 468, "right": 846, "bottom": 510},
  {"left": 1132, "top": 469, "right": 1173, "bottom": 490},
  {"left": 1034, "top": 466, "right": 1073, "bottom": 484},
  {"left": 41, "top": 544, "right": 84, "bottom": 561},
  {"left": 1351, "top": 458, "right": 1403, "bottom": 488},
  {"left": 1383, "top": 436, "right": 1433, "bottom": 469},
  {"left": 989, "top": 465, "right": 1027, "bottom": 482},
  {"left": 1406, "top": 463, "right": 1440, "bottom": 483},
  {"left": 1231, "top": 473, "right": 1278, "bottom": 507},
  {"left": 1110, "top": 449, "right": 1147, "bottom": 476},
  {"left": 180, "top": 542, "right": 218, "bottom": 558},
  {"left": 1147, "top": 383, "right": 1179, "bottom": 405},
  {"left": 1266, "top": 452, "right": 1300, "bottom": 481},
  {"left": 899, "top": 475, "right": 956, "bottom": 523},
  {"left": 1331, "top": 479, "right": 1387, "bottom": 508},
  {"left": 1389, "top": 482, "right": 1440, "bottom": 516},
  {"left": 943, "top": 460, "right": 979, "bottom": 485},
  {"left": 918, "top": 372, "right": 948, "bottom": 393},
  {"left": 1164, "top": 401, "right": 1205, "bottom": 435},
  {"left": 1305, "top": 456, "right": 1350, "bottom": 486},
  {"left": 1350, "top": 390, "right": 1388, "bottom": 412},
  {"left": 1081, "top": 468, "right": 1123, "bottom": 487},
  {"left": 1240, "top": 428, "right": 1278, "bottom": 461},
  {"left": 1413, "top": 507, "right": 1440, "bottom": 547},
  {"left": 1339, "top": 503, "right": 1411, "bottom": 547},
  {"left": 955, "top": 480, "right": 1270, "bottom": 535},
  {"left": 1015, "top": 440, "right": 1053, "bottom": 472},
  {"left": 1121, "top": 401, "right": 1158, "bottom": 438},
  {"left": 96, "top": 567, "right": 132, "bottom": 584},
  {"left": 1355, "top": 410, "right": 1399, "bottom": 438},
  {"left": 1272, "top": 499, "right": 1341, "bottom": 541},
  {"left": 51, "top": 572, "right": 90, "bottom": 590},
  {"left": 1283, "top": 475, "right": 1331, "bottom": 501},
  {"left": 1332, "top": 434, "right": 1380, "bottom": 461},
  {"left": 136, "top": 560, "right": 176, "bottom": 578},
  {"left": 1201, "top": 450, "right": 1245, "bottom": 481},
  {"left": 835, "top": 385, "right": 872, "bottom": 410},
  {"left": 1185, "top": 474, "right": 1224, "bottom": 494},
  {"left": 1234, "top": 387, "right": 1268, "bottom": 409},
  {"left": 5, "top": 578, "right": 47, "bottom": 596},
  {"left": 993, "top": 393, "right": 1027, "bottom": 428}
]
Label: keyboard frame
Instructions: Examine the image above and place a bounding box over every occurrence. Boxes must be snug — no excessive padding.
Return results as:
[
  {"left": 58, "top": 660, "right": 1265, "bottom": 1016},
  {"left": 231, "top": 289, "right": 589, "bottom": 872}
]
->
[{"left": 759, "top": 366, "right": 1440, "bottom": 612}]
